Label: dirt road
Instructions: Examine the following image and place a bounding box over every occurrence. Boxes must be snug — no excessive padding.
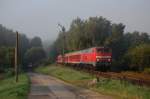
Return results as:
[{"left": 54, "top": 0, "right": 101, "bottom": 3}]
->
[{"left": 28, "top": 73, "right": 113, "bottom": 99}]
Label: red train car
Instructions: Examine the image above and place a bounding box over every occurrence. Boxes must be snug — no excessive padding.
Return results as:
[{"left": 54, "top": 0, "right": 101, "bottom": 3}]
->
[
  {"left": 56, "top": 55, "right": 63, "bottom": 63},
  {"left": 56, "top": 47, "right": 112, "bottom": 70}
]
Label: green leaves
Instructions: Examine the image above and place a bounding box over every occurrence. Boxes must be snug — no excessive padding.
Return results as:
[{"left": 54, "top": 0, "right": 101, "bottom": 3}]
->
[
  {"left": 54, "top": 16, "right": 112, "bottom": 54},
  {"left": 125, "top": 44, "right": 150, "bottom": 70},
  {"left": 30, "top": 37, "right": 42, "bottom": 48},
  {"left": 24, "top": 47, "right": 46, "bottom": 66}
]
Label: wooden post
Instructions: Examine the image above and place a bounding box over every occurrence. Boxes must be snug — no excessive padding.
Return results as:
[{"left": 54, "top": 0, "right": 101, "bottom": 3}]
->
[{"left": 15, "top": 32, "right": 19, "bottom": 82}]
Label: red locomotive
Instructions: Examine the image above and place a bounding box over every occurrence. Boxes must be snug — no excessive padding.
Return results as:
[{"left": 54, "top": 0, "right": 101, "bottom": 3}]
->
[{"left": 56, "top": 47, "right": 112, "bottom": 70}]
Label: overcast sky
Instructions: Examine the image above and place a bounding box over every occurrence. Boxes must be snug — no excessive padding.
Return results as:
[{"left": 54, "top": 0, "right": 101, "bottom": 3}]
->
[{"left": 0, "top": 0, "right": 150, "bottom": 41}]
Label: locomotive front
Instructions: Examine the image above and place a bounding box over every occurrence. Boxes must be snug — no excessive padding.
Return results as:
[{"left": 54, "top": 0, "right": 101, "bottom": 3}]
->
[{"left": 95, "top": 47, "right": 112, "bottom": 69}]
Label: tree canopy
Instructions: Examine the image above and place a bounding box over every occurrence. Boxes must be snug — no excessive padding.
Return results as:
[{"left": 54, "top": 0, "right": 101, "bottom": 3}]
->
[
  {"left": 24, "top": 47, "right": 46, "bottom": 66},
  {"left": 30, "top": 36, "right": 42, "bottom": 48},
  {"left": 124, "top": 44, "right": 150, "bottom": 71}
]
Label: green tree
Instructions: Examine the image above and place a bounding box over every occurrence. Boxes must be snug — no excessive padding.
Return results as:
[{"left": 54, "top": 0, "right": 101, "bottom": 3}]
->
[
  {"left": 24, "top": 47, "right": 46, "bottom": 66},
  {"left": 125, "top": 31, "right": 150, "bottom": 48},
  {"left": 30, "top": 36, "right": 42, "bottom": 48},
  {"left": 124, "top": 44, "right": 150, "bottom": 71},
  {"left": 49, "top": 44, "right": 58, "bottom": 62},
  {"left": 66, "top": 17, "right": 85, "bottom": 50},
  {"left": 104, "top": 23, "right": 125, "bottom": 60},
  {"left": 0, "top": 47, "right": 14, "bottom": 72},
  {"left": 55, "top": 16, "right": 111, "bottom": 53},
  {"left": 84, "top": 16, "right": 111, "bottom": 46}
]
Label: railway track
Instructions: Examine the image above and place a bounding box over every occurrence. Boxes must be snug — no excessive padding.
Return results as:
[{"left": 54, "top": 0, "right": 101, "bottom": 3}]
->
[
  {"left": 63, "top": 64, "right": 150, "bottom": 87},
  {"left": 93, "top": 71, "right": 150, "bottom": 86}
]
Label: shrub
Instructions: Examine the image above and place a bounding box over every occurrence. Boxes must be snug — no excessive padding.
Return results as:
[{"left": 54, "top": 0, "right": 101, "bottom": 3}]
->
[{"left": 124, "top": 44, "right": 150, "bottom": 71}]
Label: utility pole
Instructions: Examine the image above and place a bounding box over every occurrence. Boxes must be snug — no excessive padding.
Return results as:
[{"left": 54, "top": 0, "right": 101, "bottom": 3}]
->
[{"left": 15, "top": 31, "right": 19, "bottom": 82}]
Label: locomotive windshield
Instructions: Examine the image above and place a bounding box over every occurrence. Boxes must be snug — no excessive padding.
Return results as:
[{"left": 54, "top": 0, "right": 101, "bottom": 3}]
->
[{"left": 96, "top": 48, "right": 111, "bottom": 53}]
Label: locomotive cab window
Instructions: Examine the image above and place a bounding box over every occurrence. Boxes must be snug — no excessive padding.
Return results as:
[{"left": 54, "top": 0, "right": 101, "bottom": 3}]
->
[{"left": 96, "top": 48, "right": 111, "bottom": 53}]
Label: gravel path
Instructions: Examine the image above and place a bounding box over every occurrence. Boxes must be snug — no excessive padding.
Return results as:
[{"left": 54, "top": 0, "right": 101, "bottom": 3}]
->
[{"left": 28, "top": 72, "right": 113, "bottom": 99}]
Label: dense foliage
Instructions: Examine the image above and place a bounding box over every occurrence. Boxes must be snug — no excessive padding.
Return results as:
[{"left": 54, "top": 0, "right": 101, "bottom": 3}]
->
[
  {"left": 124, "top": 44, "right": 150, "bottom": 71},
  {"left": 49, "top": 16, "right": 150, "bottom": 71},
  {"left": 0, "top": 47, "right": 14, "bottom": 72},
  {"left": 24, "top": 47, "right": 46, "bottom": 66},
  {"left": 0, "top": 24, "right": 46, "bottom": 72}
]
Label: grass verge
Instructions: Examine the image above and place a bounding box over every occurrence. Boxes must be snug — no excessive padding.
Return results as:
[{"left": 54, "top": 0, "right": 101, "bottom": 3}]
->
[
  {"left": 36, "top": 64, "right": 94, "bottom": 87},
  {"left": 35, "top": 64, "right": 150, "bottom": 99},
  {"left": 0, "top": 73, "right": 30, "bottom": 99}
]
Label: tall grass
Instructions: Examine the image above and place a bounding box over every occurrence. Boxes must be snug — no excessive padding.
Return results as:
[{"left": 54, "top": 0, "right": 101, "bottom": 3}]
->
[
  {"left": 36, "top": 65, "right": 93, "bottom": 87},
  {"left": 0, "top": 73, "right": 30, "bottom": 99},
  {"left": 93, "top": 78, "right": 150, "bottom": 99}
]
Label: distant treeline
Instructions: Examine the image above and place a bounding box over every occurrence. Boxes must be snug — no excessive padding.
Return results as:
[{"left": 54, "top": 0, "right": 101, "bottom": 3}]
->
[
  {"left": 0, "top": 24, "right": 46, "bottom": 73},
  {"left": 49, "top": 16, "right": 150, "bottom": 71}
]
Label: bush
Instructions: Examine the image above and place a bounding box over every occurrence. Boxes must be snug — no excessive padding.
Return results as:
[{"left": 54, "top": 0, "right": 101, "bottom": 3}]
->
[
  {"left": 124, "top": 44, "right": 150, "bottom": 71},
  {"left": 24, "top": 47, "right": 46, "bottom": 66},
  {"left": 144, "top": 68, "right": 150, "bottom": 74},
  {"left": 40, "top": 59, "right": 52, "bottom": 66},
  {"left": 4, "top": 68, "right": 14, "bottom": 78}
]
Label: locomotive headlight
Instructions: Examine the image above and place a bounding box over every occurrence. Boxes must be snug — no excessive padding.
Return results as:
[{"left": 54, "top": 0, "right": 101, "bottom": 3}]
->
[{"left": 96, "top": 58, "right": 100, "bottom": 61}]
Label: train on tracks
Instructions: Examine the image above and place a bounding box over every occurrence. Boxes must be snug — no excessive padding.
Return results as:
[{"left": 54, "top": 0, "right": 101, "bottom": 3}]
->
[{"left": 56, "top": 47, "right": 112, "bottom": 70}]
